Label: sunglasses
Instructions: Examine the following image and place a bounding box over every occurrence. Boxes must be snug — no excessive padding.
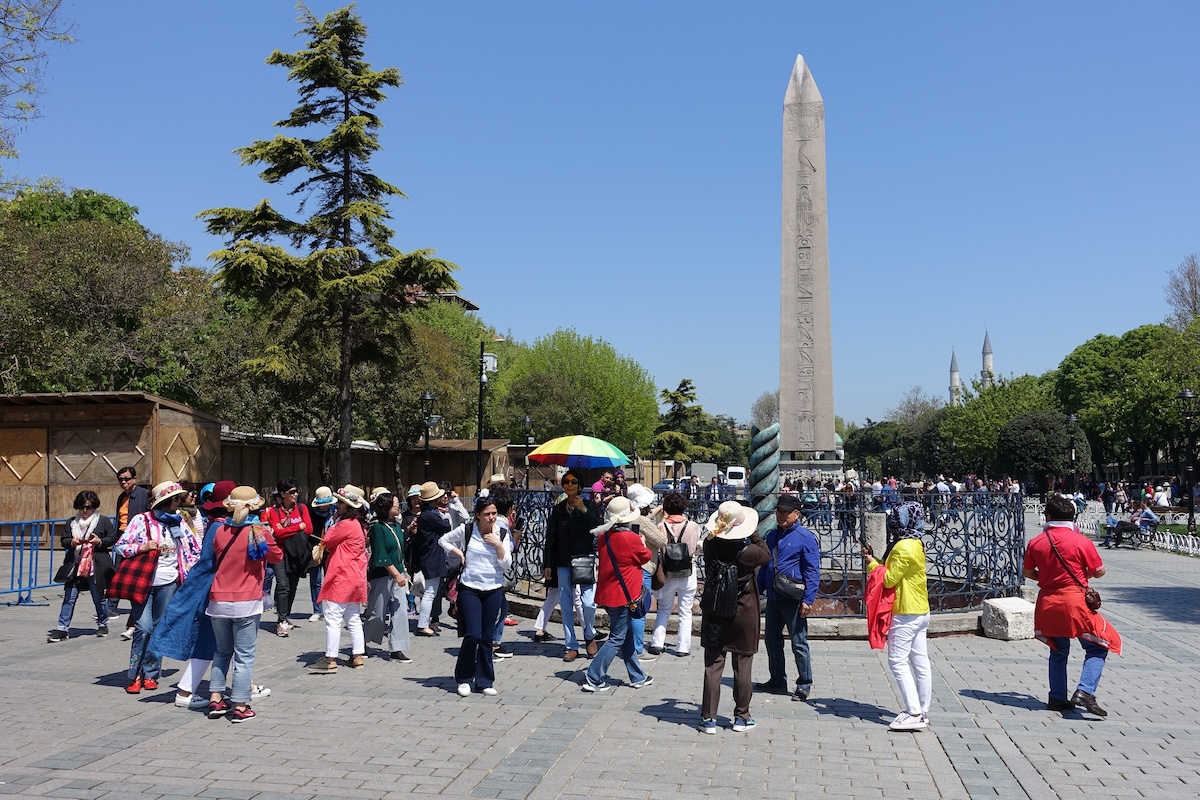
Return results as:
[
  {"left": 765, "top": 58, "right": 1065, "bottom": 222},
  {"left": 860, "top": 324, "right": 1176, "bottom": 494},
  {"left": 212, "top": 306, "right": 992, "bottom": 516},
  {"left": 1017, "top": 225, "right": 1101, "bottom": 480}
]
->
[
  {"left": 80, "top": 504, "right": 97, "bottom": 511},
  {"left": 561, "top": 479, "right": 579, "bottom": 485},
  {"left": 118, "top": 476, "right": 134, "bottom": 483}
]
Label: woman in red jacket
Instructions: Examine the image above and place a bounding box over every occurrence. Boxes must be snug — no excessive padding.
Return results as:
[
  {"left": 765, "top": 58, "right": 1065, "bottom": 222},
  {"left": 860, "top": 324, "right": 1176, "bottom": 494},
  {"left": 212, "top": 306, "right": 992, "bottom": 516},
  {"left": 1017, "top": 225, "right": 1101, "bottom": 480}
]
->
[
  {"left": 583, "top": 497, "right": 653, "bottom": 692},
  {"left": 205, "top": 486, "right": 283, "bottom": 723},
  {"left": 309, "top": 485, "right": 369, "bottom": 674},
  {"left": 261, "top": 478, "right": 313, "bottom": 637}
]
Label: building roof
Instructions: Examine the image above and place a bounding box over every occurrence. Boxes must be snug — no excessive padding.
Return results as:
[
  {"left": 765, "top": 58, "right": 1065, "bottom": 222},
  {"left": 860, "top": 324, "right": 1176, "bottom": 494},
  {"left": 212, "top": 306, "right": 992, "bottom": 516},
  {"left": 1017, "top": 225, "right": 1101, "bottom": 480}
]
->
[{"left": 0, "top": 391, "right": 225, "bottom": 424}]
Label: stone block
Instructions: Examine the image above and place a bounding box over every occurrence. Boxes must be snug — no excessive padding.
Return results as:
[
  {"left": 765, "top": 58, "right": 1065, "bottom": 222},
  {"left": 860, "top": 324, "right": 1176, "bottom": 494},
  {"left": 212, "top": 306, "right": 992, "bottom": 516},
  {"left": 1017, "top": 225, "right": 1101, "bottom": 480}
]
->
[{"left": 981, "top": 597, "right": 1035, "bottom": 640}]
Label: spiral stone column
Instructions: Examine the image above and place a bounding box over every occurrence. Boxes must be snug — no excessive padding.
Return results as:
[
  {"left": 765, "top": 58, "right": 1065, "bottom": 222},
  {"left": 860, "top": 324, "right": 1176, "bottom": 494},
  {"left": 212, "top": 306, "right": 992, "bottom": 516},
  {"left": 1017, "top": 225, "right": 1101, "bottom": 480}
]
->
[{"left": 749, "top": 423, "right": 781, "bottom": 537}]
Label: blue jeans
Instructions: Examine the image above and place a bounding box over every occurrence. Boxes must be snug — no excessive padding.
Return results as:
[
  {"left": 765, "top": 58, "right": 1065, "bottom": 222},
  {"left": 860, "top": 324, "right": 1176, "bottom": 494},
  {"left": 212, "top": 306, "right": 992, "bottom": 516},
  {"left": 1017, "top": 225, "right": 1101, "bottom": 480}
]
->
[
  {"left": 555, "top": 567, "right": 596, "bottom": 651},
  {"left": 209, "top": 615, "right": 259, "bottom": 704},
  {"left": 1048, "top": 636, "right": 1108, "bottom": 699},
  {"left": 456, "top": 585, "right": 503, "bottom": 689},
  {"left": 128, "top": 581, "right": 177, "bottom": 681},
  {"left": 308, "top": 565, "right": 324, "bottom": 615},
  {"left": 629, "top": 571, "right": 652, "bottom": 655},
  {"left": 586, "top": 604, "right": 646, "bottom": 687},
  {"left": 764, "top": 596, "right": 812, "bottom": 693},
  {"left": 57, "top": 578, "right": 108, "bottom": 631}
]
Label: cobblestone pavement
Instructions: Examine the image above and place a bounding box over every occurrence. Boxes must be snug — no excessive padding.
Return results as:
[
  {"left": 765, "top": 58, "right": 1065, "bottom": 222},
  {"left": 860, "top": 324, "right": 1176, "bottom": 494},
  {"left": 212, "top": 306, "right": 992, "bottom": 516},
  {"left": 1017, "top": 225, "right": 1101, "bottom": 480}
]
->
[{"left": 1, "top": 545, "right": 1197, "bottom": 800}]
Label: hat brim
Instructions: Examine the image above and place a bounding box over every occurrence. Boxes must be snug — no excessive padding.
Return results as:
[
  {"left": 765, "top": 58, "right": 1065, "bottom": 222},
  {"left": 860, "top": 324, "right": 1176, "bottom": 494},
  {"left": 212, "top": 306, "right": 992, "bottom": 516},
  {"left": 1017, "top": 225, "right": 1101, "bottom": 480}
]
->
[
  {"left": 311, "top": 497, "right": 336, "bottom": 507},
  {"left": 336, "top": 494, "right": 365, "bottom": 509},
  {"left": 419, "top": 489, "right": 445, "bottom": 503},
  {"left": 152, "top": 488, "right": 188, "bottom": 507},
  {"left": 704, "top": 507, "right": 758, "bottom": 540}
]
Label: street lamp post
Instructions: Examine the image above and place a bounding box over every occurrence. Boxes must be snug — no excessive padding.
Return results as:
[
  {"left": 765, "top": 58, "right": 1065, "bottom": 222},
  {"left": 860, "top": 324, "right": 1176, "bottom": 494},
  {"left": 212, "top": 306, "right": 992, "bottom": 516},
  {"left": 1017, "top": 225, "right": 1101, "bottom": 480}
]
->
[
  {"left": 475, "top": 341, "right": 501, "bottom": 491},
  {"left": 631, "top": 439, "right": 638, "bottom": 482},
  {"left": 420, "top": 391, "right": 437, "bottom": 482},
  {"left": 1177, "top": 388, "right": 1197, "bottom": 534},
  {"left": 1066, "top": 414, "right": 1079, "bottom": 493}
]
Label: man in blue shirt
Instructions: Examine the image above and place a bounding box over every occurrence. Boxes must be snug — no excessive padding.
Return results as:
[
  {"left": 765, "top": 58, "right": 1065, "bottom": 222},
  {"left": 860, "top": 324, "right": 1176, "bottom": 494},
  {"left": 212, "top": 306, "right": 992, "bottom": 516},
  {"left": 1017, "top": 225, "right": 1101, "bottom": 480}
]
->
[{"left": 756, "top": 493, "right": 821, "bottom": 701}]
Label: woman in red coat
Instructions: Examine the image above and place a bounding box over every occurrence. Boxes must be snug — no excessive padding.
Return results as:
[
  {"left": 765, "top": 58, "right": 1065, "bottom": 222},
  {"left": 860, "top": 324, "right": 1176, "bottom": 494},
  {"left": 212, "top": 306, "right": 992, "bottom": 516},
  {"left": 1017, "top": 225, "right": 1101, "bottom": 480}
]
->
[
  {"left": 309, "top": 485, "right": 369, "bottom": 674},
  {"left": 260, "top": 477, "right": 313, "bottom": 637},
  {"left": 583, "top": 497, "right": 653, "bottom": 692}
]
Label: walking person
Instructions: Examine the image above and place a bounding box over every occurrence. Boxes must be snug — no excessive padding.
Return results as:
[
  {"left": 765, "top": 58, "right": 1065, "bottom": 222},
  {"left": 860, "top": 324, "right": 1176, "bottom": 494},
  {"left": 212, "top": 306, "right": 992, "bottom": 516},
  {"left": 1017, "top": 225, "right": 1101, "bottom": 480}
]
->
[
  {"left": 582, "top": 497, "right": 654, "bottom": 692},
  {"left": 261, "top": 478, "right": 313, "bottom": 637},
  {"left": 625, "top": 483, "right": 666, "bottom": 662},
  {"left": 542, "top": 470, "right": 603, "bottom": 662},
  {"left": 756, "top": 493, "right": 821, "bottom": 702},
  {"left": 1024, "top": 494, "right": 1121, "bottom": 716},
  {"left": 648, "top": 491, "right": 701, "bottom": 657},
  {"left": 862, "top": 501, "right": 932, "bottom": 731},
  {"left": 698, "top": 501, "right": 769, "bottom": 733},
  {"left": 309, "top": 486, "right": 370, "bottom": 674},
  {"left": 440, "top": 496, "right": 512, "bottom": 697},
  {"left": 205, "top": 486, "right": 282, "bottom": 722},
  {"left": 412, "top": 481, "right": 453, "bottom": 637},
  {"left": 48, "top": 491, "right": 118, "bottom": 642},
  {"left": 114, "top": 482, "right": 203, "bottom": 694},
  {"left": 363, "top": 490, "right": 412, "bottom": 664},
  {"left": 111, "top": 466, "right": 150, "bottom": 635}
]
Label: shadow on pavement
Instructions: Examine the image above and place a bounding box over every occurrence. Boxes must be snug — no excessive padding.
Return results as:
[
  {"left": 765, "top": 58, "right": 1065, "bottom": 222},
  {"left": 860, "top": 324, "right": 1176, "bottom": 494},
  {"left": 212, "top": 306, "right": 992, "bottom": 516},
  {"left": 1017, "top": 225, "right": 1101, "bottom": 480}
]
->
[
  {"left": 638, "top": 698, "right": 700, "bottom": 727},
  {"left": 1103, "top": 585, "right": 1200, "bottom": 625},
  {"left": 959, "top": 689, "right": 1042, "bottom": 710},
  {"left": 809, "top": 697, "right": 893, "bottom": 725}
]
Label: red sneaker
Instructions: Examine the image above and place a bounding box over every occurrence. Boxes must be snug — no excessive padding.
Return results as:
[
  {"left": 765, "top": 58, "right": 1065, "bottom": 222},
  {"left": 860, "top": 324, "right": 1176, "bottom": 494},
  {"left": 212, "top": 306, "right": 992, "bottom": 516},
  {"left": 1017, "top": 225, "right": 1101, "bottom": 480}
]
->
[
  {"left": 142, "top": 678, "right": 159, "bottom": 691},
  {"left": 125, "top": 677, "right": 143, "bottom": 694}
]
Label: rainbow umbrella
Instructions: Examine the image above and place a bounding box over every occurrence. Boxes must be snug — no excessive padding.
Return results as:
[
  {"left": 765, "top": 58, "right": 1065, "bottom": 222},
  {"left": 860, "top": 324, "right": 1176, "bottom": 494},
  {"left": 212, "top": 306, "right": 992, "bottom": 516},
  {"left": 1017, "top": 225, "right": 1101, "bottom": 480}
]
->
[{"left": 527, "top": 435, "right": 630, "bottom": 469}]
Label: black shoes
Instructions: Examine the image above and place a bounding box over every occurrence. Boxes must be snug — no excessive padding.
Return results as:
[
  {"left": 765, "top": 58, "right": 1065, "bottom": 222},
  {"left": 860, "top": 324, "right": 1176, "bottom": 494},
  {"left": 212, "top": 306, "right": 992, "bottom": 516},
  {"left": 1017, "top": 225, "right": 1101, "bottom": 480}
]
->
[
  {"left": 754, "top": 681, "right": 787, "bottom": 694},
  {"left": 792, "top": 688, "right": 809, "bottom": 702},
  {"left": 1046, "top": 696, "right": 1077, "bottom": 712},
  {"left": 1071, "top": 689, "right": 1107, "bottom": 717}
]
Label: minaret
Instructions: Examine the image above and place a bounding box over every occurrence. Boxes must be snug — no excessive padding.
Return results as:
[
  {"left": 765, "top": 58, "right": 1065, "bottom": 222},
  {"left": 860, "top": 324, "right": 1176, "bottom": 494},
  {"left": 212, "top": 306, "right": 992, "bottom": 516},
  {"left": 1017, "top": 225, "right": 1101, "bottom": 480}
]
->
[
  {"left": 981, "top": 329, "right": 994, "bottom": 389},
  {"left": 949, "top": 350, "right": 961, "bottom": 407}
]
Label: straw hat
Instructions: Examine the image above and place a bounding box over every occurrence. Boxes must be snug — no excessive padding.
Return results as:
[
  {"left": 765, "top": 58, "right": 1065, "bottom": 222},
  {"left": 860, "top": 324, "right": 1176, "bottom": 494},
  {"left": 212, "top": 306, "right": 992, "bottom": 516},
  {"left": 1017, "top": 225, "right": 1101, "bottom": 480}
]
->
[
  {"left": 418, "top": 481, "right": 445, "bottom": 503},
  {"left": 150, "top": 481, "right": 188, "bottom": 508},
  {"left": 704, "top": 500, "right": 757, "bottom": 540},
  {"left": 222, "top": 485, "right": 266, "bottom": 511},
  {"left": 311, "top": 486, "right": 335, "bottom": 508},
  {"left": 486, "top": 473, "right": 509, "bottom": 488},
  {"left": 335, "top": 484, "right": 366, "bottom": 509},
  {"left": 590, "top": 496, "right": 641, "bottom": 535},
  {"left": 369, "top": 486, "right": 391, "bottom": 503}
]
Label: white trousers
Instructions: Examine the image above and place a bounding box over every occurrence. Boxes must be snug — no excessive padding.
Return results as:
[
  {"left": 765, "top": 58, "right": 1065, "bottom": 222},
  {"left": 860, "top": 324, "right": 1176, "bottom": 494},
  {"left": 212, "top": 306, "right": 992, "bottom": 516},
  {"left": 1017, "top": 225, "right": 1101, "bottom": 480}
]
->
[
  {"left": 651, "top": 573, "right": 697, "bottom": 652},
  {"left": 535, "top": 586, "right": 583, "bottom": 632},
  {"left": 323, "top": 601, "right": 364, "bottom": 658},
  {"left": 177, "top": 657, "right": 211, "bottom": 694},
  {"left": 888, "top": 613, "right": 931, "bottom": 715}
]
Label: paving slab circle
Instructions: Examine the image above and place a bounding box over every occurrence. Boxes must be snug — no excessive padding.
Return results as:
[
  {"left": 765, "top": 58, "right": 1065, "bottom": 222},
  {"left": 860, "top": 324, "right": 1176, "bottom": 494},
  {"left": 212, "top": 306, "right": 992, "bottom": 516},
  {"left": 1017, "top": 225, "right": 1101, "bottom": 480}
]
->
[{"left": 1, "top": 546, "right": 1198, "bottom": 800}]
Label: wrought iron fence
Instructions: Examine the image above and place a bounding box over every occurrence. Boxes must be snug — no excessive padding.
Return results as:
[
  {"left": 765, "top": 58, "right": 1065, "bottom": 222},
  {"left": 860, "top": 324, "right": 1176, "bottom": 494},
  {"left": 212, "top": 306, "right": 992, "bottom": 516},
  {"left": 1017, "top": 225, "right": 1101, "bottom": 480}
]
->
[{"left": 504, "top": 490, "right": 1026, "bottom": 616}]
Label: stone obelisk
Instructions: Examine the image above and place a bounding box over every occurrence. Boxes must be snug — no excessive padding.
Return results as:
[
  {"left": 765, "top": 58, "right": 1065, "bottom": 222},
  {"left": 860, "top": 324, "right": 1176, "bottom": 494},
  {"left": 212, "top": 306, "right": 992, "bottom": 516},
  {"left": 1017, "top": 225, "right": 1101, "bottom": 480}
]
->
[{"left": 779, "top": 55, "right": 835, "bottom": 454}]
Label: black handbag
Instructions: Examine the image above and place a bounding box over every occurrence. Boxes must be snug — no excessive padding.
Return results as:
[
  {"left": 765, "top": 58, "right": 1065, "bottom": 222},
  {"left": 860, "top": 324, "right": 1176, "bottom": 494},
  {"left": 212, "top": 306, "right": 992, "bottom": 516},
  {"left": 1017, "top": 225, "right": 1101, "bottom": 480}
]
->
[
  {"left": 53, "top": 560, "right": 78, "bottom": 584},
  {"left": 570, "top": 554, "right": 597, "bottom": 585},
  {"left": 769, "top": 533, "right": 807, "bottom": 601}
]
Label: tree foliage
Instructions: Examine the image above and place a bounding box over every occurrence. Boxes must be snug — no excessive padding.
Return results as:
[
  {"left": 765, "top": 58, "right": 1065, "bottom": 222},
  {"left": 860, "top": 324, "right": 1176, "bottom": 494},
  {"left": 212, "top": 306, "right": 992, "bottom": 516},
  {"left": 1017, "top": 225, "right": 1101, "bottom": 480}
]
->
[
  {"left": 654, "top": 379, "right": 735, "bottom": 464},
  {"left": 1165, "top": 253, "right": 1200, "bottom": 330},
  {"left": 489, "top": 329, "right": 657, "bottom": 453},
  {"left": 995, "top": 410, "right": 1092, "bottom": 487},
  {"left": 750, "top": 389, "right": 779, "bottom": 430},
  {"left": 934, "top": 374, "right": 1057, "bottom": 475},
  {"left": 200, "top": 4, "right": 457, "bottom": 483},
  {"left": 0, "top": 0, "right": 72, "bottom": 159}
]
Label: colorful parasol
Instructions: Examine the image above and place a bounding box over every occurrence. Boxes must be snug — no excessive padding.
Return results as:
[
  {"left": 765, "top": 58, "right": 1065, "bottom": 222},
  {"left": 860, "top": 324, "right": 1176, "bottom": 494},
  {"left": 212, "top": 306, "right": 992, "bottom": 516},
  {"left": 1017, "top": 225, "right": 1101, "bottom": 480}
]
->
[{"left": 526, "top": 435, "right": 630, "bottom": 469}]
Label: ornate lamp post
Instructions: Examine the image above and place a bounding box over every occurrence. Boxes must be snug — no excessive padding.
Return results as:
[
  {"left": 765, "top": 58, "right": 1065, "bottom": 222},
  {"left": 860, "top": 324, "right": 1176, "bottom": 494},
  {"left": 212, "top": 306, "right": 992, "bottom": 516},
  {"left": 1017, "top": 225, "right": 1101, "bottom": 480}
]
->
[
  {"left": 475, "top": 340, "right": 501, "bottom": 490},
  {"left": 1177, "top": 388, "right": 1197, "bottom": 534},
  {"left": 1066, "top": 414, "right": 1079, "bottom": 493},
  {"left": 420, "top": 391, "right": 438, "bottom": 482}
]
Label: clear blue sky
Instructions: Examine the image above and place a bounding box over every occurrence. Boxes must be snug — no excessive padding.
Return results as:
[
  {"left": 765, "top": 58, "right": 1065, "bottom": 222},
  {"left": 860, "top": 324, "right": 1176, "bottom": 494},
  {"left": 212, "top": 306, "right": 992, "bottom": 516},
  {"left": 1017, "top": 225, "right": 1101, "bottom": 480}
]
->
[{"left": 16, "top": 1, "right": 1199, "bottom": 428}]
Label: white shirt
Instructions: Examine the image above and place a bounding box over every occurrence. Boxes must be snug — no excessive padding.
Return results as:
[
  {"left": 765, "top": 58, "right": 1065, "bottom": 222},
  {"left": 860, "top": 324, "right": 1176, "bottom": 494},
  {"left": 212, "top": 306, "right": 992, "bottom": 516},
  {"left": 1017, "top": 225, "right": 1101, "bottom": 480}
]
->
[{"left": 440, "top": 523, "right": 512, "bottom": 591}]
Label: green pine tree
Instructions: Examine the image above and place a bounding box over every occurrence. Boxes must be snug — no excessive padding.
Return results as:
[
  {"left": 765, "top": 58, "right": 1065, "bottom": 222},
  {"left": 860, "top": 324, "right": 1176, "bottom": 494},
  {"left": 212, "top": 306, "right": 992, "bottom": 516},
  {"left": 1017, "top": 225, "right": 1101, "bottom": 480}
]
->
[{"left": 200, "top": 4, "right": 458, "bottom": 483}]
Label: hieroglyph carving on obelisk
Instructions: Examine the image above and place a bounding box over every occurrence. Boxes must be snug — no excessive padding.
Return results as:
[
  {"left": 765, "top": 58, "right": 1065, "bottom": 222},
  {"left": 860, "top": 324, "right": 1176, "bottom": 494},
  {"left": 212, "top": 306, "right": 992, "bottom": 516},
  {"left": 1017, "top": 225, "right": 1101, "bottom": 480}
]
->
[{"left": 779, "top": 55, "right": 835, "bottom": 453}]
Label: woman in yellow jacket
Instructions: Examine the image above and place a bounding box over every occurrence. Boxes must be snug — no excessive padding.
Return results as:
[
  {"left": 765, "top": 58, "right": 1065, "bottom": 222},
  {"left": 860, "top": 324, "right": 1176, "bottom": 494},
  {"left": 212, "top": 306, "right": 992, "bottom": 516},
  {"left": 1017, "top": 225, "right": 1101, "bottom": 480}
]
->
[{"left": 862, "top": 500, "right": 931, "bottom": 731}]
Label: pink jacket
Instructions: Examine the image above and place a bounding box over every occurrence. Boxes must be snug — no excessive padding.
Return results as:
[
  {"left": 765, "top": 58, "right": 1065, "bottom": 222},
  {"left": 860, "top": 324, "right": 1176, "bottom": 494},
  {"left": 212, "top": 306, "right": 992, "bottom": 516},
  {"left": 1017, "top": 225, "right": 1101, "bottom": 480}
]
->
[{"left": 317, "top": 518, "right": 368, "bottom": 605}]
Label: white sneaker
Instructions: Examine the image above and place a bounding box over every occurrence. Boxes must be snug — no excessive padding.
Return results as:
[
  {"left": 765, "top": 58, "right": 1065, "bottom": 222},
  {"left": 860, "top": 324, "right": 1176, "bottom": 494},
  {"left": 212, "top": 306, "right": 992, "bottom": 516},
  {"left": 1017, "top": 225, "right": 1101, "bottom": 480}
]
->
[
  {"left": 457, "top": 683, "right": 472, "bottom": 697},
  {"left": 308, "top": 614, "right": 322, "bottom": 622},
  {"left": 174, "top": 693, "right": 209, "bottom": 709},
  {"left": 120, "top": 627, "right": 135, "bottom": 641},
  {"left": 481, "top": 687, "right": 498, "bottom": 696},
  {"left": 250, "top": 685, "right": 271, "bottom": 700},
  {"left": 889, "top": 711, "right": 927, "bottom": 731}
]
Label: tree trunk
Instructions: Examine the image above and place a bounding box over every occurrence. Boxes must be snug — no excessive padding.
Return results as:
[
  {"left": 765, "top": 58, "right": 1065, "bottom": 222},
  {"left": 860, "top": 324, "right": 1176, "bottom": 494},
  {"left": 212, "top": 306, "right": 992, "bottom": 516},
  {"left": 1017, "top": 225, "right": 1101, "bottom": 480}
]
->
[{"left": 338, "top": 305, "right": 353, "bottom": 486}]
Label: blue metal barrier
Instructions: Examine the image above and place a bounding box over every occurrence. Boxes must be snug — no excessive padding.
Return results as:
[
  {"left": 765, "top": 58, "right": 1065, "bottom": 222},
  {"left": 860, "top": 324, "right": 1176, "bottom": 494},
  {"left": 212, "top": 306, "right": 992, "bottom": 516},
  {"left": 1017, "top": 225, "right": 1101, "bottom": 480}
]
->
[{"left": 2, "top": 519, "right": 64, "bottom": 606}]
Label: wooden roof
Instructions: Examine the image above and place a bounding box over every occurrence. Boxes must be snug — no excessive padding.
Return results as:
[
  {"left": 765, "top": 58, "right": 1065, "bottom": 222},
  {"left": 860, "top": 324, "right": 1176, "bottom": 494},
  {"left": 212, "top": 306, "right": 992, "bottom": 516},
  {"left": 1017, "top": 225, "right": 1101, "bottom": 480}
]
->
[{"left": 0, "top": 391, "right": 225, "bottom": 424}]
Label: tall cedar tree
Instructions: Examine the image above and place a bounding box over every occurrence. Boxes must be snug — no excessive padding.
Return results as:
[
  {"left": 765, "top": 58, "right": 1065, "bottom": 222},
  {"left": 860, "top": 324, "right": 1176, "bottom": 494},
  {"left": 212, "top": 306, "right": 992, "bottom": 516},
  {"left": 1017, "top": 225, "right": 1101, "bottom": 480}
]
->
[{"left": 201, "top": 5, "right": 457, "bottom": 483}]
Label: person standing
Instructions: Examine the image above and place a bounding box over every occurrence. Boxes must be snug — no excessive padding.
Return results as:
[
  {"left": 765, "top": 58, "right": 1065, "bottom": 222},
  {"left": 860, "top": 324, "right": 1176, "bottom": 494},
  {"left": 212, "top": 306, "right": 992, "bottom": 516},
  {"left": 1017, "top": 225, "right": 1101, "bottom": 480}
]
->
[
  {"left": 412, "top": 481, "right": 453, "bottom": 637},
  {"left": 309, "top": 486, "right": 370, "bottom": 673},
  {"left": 307, "top": 486, "right": 337, "bottom": 621},
  {"left": 698, "top": 502, "right": 769, "bottom": 733},
  {"left": 205, "top": 486, "right": 282, "bottom": 722},
  {"left": 542, "top": 470, "right": 603, "bottom": 662},
  {"left": 582, "top": 497, "right": 653, "bottom": 692},
  {"left": 115, "top": 482, "right": 203, "bottom": 694},
  {"left": 48, "top": 491, "right": 118, "bottom": 641},
  {"left": 363, "top": 491, "right": 412, "bottom": 664},
  {"left": 1024, "top": 494, "right": 1121, "bottom": 716},
  {"left": 111, "top": 466, "right": 150, "bottom": 630},
  {"left": 648, "top": 491, "right": 701, "bottom": 657},
  {"left": 756, "top": 493, "right": 820, "bottom": 702},
  {"left": 862, "top": 501, "right": 932, "bottom": 731},
  {"left": 440, "top": 496, "right": 512, "bottom": 697},
  {"left": 260, "top": 478, "right": 313, "bottom": 637}
]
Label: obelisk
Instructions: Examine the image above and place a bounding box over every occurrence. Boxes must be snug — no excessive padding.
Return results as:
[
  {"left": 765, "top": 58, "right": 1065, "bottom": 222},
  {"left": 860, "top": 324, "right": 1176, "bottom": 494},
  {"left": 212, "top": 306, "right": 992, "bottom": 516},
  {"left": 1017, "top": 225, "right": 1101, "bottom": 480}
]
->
[{"left": 779, "top": 55, "right": 835, "bottom": 454}]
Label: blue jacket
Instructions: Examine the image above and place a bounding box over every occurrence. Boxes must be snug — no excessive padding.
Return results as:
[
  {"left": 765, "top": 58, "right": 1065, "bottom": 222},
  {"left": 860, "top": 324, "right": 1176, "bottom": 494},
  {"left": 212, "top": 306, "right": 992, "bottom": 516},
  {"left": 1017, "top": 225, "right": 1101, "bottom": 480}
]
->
[
  {"left": 149, "top": 518, "right": 224, "bottom": 662},
  {"left": 759, "top": 520, "right": 820, "bottom": 605}
]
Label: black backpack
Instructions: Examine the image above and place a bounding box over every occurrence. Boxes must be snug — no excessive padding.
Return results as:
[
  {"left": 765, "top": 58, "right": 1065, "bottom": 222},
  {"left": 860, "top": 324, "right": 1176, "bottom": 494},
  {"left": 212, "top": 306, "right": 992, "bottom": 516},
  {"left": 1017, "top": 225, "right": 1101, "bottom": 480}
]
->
[
  {"left": 662, "top": 520, "right": 694, "bottom": 577},
  {"left": 700, "top": 540, "right": 746, "bottom": 618}
]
